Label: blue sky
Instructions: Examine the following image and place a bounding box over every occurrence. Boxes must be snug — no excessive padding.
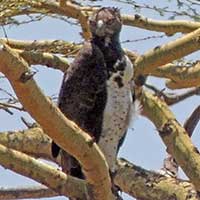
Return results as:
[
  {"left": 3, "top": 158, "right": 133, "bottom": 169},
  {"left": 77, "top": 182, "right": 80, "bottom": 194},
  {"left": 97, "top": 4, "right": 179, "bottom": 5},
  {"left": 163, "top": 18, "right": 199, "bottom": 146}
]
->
[{"left": 0, "top": 1, "right": 199, "bottom": 200}]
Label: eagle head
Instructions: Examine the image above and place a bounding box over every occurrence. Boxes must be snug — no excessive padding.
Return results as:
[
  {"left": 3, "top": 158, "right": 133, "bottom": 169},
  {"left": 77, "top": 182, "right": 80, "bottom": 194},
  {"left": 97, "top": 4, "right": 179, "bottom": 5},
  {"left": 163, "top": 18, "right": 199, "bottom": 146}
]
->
[{"left": 89, "top": 7, "right": 122, "bottom": 39}]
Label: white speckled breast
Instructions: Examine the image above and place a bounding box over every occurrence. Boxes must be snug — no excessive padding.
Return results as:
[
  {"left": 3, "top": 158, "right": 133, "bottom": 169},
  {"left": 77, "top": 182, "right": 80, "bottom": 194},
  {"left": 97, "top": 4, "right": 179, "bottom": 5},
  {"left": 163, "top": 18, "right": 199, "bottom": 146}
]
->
[{"left": 98, "top": 55, "right": 134, "bottom": 172}]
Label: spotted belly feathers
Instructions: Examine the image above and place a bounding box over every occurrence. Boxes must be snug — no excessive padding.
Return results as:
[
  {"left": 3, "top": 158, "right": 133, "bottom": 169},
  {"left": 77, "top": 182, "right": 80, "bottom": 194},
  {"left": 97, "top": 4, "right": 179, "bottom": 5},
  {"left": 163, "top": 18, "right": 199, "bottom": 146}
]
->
[{"left": 98, "top": 55, "right": 136, "bottom": 172}]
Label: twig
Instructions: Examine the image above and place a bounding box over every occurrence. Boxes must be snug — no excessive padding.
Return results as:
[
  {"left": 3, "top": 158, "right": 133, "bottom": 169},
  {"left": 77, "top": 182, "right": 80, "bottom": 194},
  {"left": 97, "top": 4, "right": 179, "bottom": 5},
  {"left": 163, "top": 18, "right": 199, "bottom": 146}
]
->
[
  {"left": 0, "top": 102, "right": 24, "bottom": 111},
  {"left": 0, "top": 88, "right": 18, "bottom": 103},
  {"left": 145, "top": 84, "right": 200, "bottom": 105},
  {"left": 115, "top": 0, "right": 200, "bottom": 21},
  {"left": 20, "top": 117, "right": 36, "bottom": 129},
  {"left": 0, "top": 104, "right": 13, "bottom": 115},
  {"left": 184, "top": 105, "right": 200, "bottom": 137},
  {"left": 121, "top": 34, "right": 166, "bottom": 44}
]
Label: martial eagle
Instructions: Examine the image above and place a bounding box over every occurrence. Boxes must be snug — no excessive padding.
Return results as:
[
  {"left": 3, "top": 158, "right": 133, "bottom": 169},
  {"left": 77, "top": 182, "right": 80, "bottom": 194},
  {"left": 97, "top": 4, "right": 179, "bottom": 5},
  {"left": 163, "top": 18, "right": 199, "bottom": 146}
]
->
[{"left": 52, "top": 7, "right": 139, "bottom": 198}]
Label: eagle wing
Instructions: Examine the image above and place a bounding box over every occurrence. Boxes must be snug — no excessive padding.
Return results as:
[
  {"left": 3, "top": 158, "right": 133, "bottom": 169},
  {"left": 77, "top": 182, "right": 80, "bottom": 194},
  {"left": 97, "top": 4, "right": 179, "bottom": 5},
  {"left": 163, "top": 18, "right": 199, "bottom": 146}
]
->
[
  {"left": 51, "top": 41, "right": 107, "bottom": 160},
  {"left": 58, "top": 41, "right": 107, "bottom": 127}
]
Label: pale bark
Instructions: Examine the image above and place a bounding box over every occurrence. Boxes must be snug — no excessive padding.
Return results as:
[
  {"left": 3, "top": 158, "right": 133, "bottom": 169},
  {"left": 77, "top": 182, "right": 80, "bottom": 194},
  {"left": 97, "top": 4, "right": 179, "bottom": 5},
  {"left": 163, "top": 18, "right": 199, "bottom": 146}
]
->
[
  {"left": 123, "top": 14, "right": 200, "bottom": 35},
  {"left": 134, "top": 28, "right": 200, "bottom": 77},
  {"left": 152, "top": 62, "right": 200, "bottom": 89},
  {"left": 0, "top": 186, "right": 58, "bottom": 199},
  {"left": 0, "top": 143, "right": 87, "bottom": 199},
  {"left": 0, "top": 137, "right": 198, "bottom": 200},
  {"left": 140, "top": 90, "right": 200, "bottom": 191},
  {"left": 0, "top": 43, "right": 113, "bottom": 200},
  {"left": 0, "top": 1, "right": 200, "bottom": 200}
]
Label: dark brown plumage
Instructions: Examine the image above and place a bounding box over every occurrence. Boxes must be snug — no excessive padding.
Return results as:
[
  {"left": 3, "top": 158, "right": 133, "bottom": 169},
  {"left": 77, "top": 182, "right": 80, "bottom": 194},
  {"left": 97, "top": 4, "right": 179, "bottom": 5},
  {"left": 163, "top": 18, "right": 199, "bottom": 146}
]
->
[
  {"left": 52, "top": 41, "right": 107, "bottom": 177},
  {"left": 52, "top": 7, "right": 137, "bottom": 199}
]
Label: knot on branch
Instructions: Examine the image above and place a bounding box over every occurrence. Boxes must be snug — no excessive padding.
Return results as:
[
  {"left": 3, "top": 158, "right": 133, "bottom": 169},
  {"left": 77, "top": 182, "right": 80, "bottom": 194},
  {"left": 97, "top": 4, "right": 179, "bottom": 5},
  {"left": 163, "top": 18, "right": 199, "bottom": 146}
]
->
[
  {"left": 86, "top": 136, "right": 95, "bottom": 147},
  {"left": 19, "top": 71, "right": 36, "bottom": 83},
  {"left": 159, "top": 120, "right": 174, "bottom": 137},
  {"left": 134, "top": 14, "right": 142, "bottom": 20}
]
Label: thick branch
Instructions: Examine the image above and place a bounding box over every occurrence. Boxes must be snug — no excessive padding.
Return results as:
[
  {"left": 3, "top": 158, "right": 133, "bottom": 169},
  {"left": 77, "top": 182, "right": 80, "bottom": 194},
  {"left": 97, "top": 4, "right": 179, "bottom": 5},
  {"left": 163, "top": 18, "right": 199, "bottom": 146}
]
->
[
  {"left": 0, "top": 102, "right": 24, "bottom": 112},
  {"left": 1, "top": 38, "right": 140, "bottom": 72},
  {"left": 0, "top": 38, "right": 82, "bottom": 56},
  {"left": 115, "top": 159, "right": 199, "bottom": 200},
  {"left": 0, "top": 128, "right": 57, "bottom": 162},
  {"left": 16, "top": 49, "right": 69, "bottom": 72},
  {"left": 152, "top": 62, "right": 200, "bottom": 89},
  {"left": 160, "top": 105, "right": 200, "bottom": 178},
  {"left": 134, "top": 28, "right": 200, "bottom": 77},
  {"left": 39, "top": 1, "right": 200, "bottom": 38},
  {"left": 0, "top": 128, "right": 198, "bottom": 200},
  {"left": 0, "top": 143, "right": 87, "bottom": 199},
  {"left": 140, "top": 90, "right": 200, "bottom": 191},
  {"left": 0, "top": 186, "right": 58, "bottom": 199},
  {"left": 0, "top": 43, "right": 113, "bottom": 200},
  {"left": 123, "top": 14, "right": 200, "bottom": 35}
]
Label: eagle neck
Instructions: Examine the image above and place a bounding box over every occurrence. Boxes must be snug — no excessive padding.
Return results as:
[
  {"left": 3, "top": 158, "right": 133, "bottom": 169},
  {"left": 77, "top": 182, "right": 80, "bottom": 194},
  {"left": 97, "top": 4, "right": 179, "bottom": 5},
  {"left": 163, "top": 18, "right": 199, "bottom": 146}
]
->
[{"left": 92, "top": 34, "right": 123, "bottom": 72}]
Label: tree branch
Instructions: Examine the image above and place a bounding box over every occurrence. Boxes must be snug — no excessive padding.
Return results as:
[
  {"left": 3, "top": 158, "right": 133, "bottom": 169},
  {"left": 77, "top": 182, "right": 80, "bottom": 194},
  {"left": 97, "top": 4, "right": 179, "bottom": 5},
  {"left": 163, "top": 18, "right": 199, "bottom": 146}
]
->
[
  {"left": 145, "top": 84, "right": 200, "bottom": 105},
  {"left": 15, "top": 49, "right": 69, "bottom": 72},
  {"left": 0, "top": 38, "right": 82, "bottom": 56},
  {"left": 115, "top": 158, "right": 199, "bottom": 200},
  {"left": 0, "top": 186, "right": 58, "bottom": 199},
  {"left": 0, "top": 127, "right": 58, "bottom": 163},
  {"left": 0, "top": 102, "right": 24, "bottom": 112},
  {"left": 184, "top": 105, "right": 200, "bottom": 137},
  {"left": 0, "top": 127, "right": 198, "bottom": 200},
  {"left": 2, "top": 1, "right": 200, "bottom": 35},
  {"left": 134, "top": 28, "right": 200, "bottom": 78},
  {"left": 122, "top": 14, "right": 200, "bottom": 35},
  {"left": 0, "top": 42, "right": 113, "bottom": 200},
  {"left": 140, "top": 90, "right": 200, "bottom": 191},
  {"left": 160, "top": 105, "right": 200, "bottom": 178},
  {"left": 0, "top": 143, "right": 88, "bottom": 199},
  {"left": 0, "top": 38, "right": 140, "bottom": 72},
  {"left": 151, "top": 62, "right": 200, "bottom": 89}
]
